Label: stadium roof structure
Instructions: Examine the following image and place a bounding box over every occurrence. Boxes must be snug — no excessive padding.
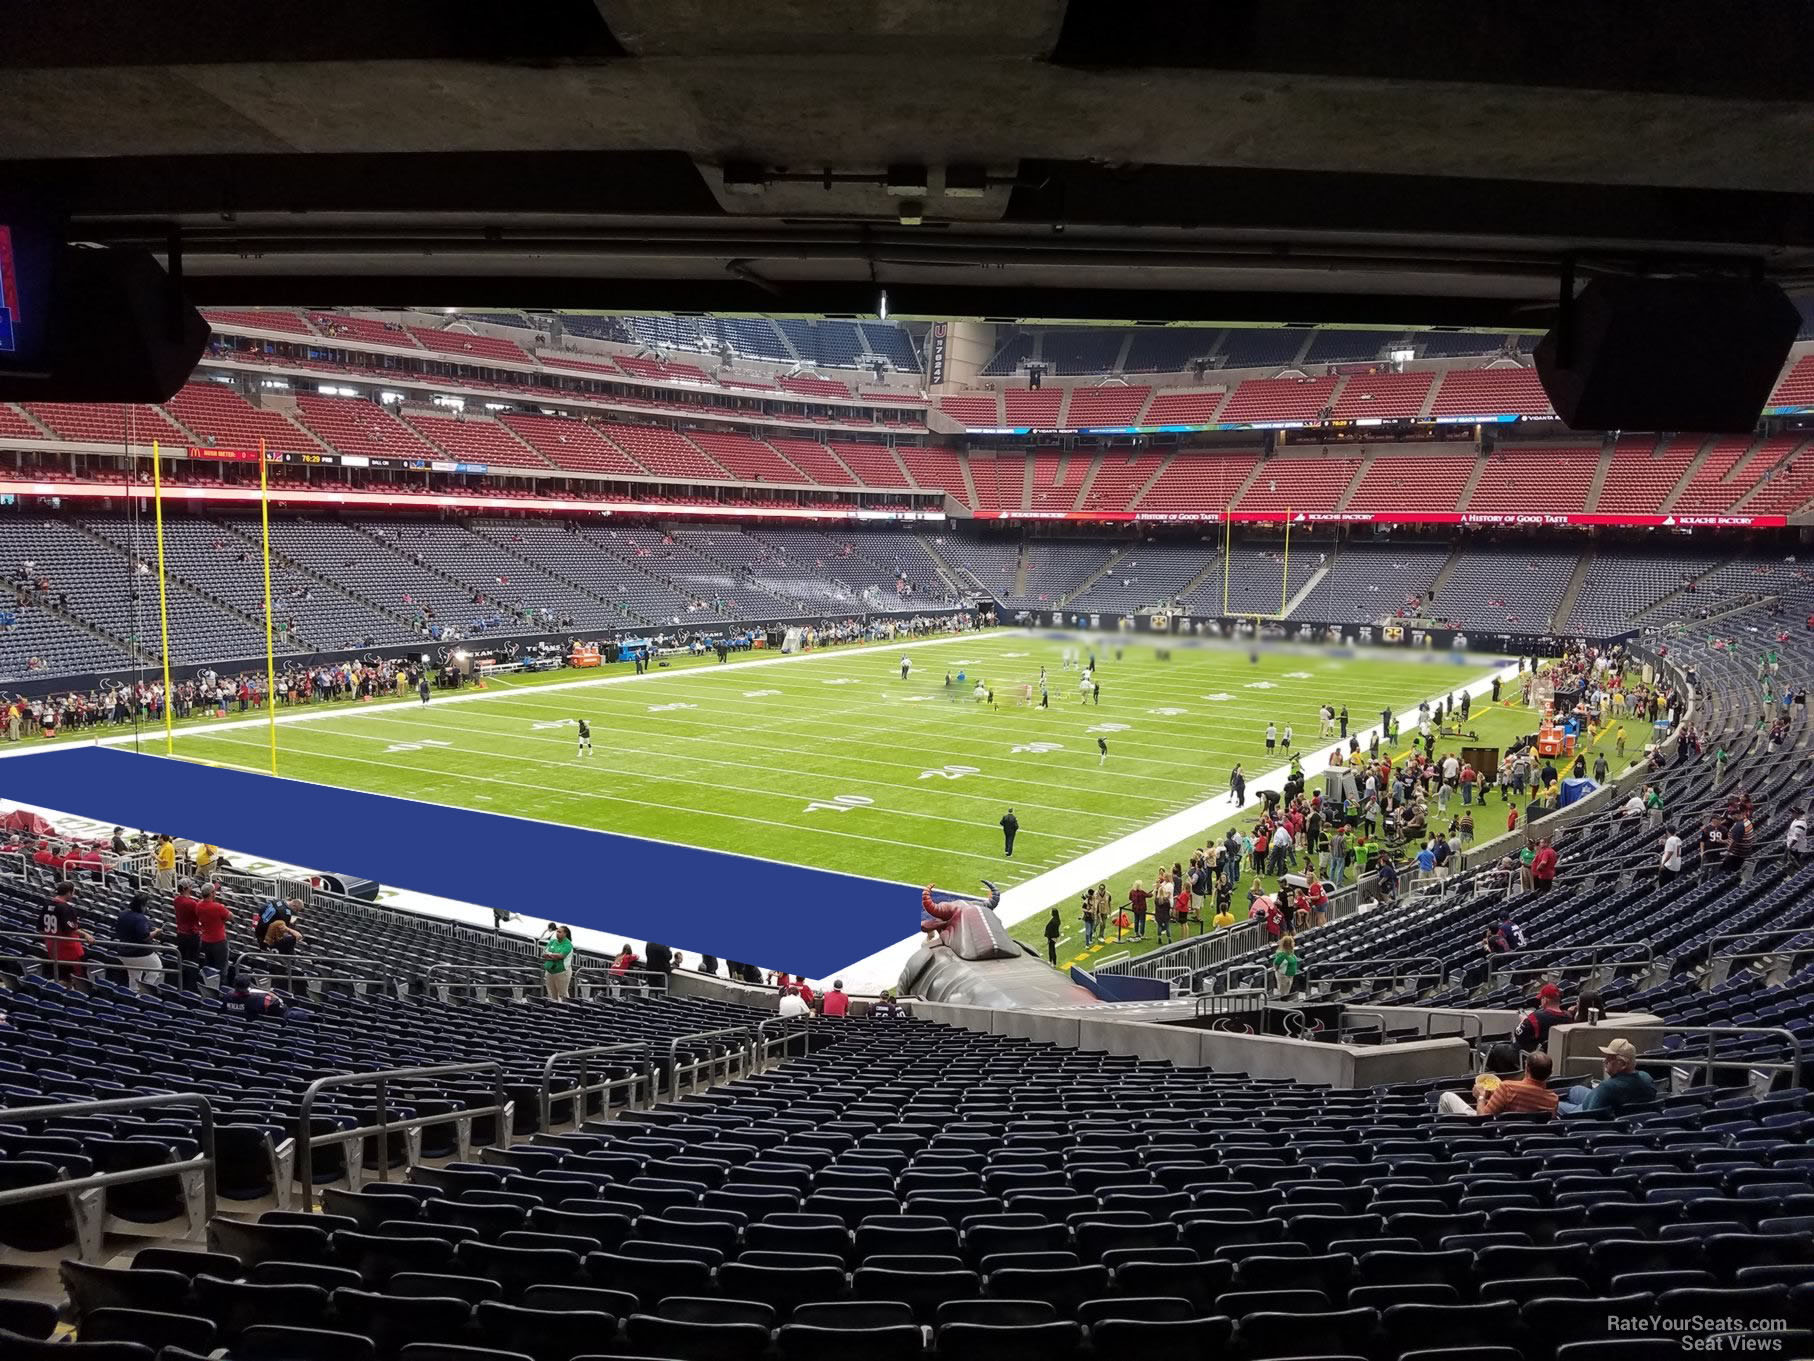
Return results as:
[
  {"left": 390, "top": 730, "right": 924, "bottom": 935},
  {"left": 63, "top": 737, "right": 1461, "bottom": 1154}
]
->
[{"left": 3, "top": 1, "right": 1813, "bottom": 327}]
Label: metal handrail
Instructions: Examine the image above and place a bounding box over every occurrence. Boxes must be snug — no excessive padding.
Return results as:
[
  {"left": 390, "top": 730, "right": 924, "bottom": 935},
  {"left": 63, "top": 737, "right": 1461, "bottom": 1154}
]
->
[
  {"left": 1563, "top": 1024, "right": 1805, "bottom": 1084},
  {"left": 232, "top": 950, "right": 394, "bottom": 990},
  {"left": 294, "top": 1060, "right": 510, "bottom": 1192},
  {"left": 0, "top": 1092, "right": 217, "bottom": 1253},
  {"left": 1192, "top": 988, "right": 1267, "bottom": 1018},
  {"left": 1100, "top": 919, "right": 1266, "bottom": 979},
  {"left": 1220, "top": 953, "right": 1446, "bottom": 994},
  {"left": 757, "top": 1015, "right": 812, "bottom": 1062},
  {"left": 537, "top": 1043, "right": 654, "bottom": 1133},
  {"left": 1348, "top": 1007, "right": 1488, "bottom": 1045},
  {"left": 0, "top": 926, "right": 181, "bottom": 962},
  {"left": 665, "top": 1026, "right": 756, "bottom": 1099},
  {"left": 1698, "top": 926, "right": 1814, "bottom": 964},
  {"left": 1490, "top": 941, "right": 1655, "bottom": 968}
]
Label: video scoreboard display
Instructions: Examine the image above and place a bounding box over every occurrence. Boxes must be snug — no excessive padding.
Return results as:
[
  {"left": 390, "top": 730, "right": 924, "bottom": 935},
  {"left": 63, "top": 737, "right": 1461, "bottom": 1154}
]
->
[{"left": 0, "top": 225, "right": 17, "bottom": 354}]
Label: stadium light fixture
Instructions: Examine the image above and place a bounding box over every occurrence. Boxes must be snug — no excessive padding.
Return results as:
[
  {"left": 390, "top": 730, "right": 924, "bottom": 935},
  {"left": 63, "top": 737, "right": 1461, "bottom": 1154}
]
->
[
  {"left": 379, "top": 390, "right": 405, "bottom": 404},
  {"left": 878, "top": 289, "right": 889, "bottom": 321}
]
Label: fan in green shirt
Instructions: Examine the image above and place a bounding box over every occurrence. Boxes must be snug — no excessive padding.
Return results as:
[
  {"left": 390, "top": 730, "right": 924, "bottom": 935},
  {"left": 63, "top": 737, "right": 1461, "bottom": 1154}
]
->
[{"left": 540, "top": 924, "right": 575, "bottom": 1001}]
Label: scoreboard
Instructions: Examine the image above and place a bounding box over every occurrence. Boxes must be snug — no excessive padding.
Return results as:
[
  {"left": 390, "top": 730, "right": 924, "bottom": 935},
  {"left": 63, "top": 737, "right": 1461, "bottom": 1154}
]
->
[{"left": 184, "top": 445, "right": 488, "bottom": 475}]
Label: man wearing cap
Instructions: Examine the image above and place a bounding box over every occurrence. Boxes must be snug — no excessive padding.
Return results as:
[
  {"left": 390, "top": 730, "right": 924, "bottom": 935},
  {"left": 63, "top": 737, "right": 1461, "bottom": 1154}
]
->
[
  {"left": 1515, "top": 983, "right": 1571, "bottom": 1053},
  {"left": 1558, "top": 1037, "right": 1656, "bottom": 1116}
]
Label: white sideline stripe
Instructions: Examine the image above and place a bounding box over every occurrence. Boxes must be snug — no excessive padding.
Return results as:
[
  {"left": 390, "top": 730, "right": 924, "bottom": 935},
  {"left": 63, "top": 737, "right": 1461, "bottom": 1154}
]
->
[
  {"left": 830, "top": 658, "right": 1524, "bottom": 992},
  {"left": 0, "top": 630, "right": 997, "bottom": 758}
]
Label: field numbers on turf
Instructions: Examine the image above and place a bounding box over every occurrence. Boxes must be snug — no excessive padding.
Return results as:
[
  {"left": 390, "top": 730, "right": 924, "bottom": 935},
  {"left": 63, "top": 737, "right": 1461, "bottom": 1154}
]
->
[
  {"left": 804, "top": 793, "right": 874, "bottom": 814},
  {"left": 1204, "top": 692, "right": 1233, "bottom": 701},
  {"left": 1149, "top": 707, "right": 1187, "bottom": 716},
  {"left": 1001, "top": 651, "right": 1028, "bottom": 658},
  {"left": 530, "top": 720, "right": 571, "bottom": 730},
  {"left": 822, "top": 678, "right": 861, "bottom": 685},
  {"left": 648, "top": 702, "right": 697, "bottom": 712},
  {"left": 1011, "top": 741, "right": 1065, "bottom": 754},
  {"left": 1087, "top": 723, "right": 1130, "bottom": 734},
  {"left": 1244, "top": 681, "right": 1277, "bottom": 689},
  {"left": 919, "top": 764, "right": 980, "bottom": 781},
  {"left": 384, "top": 739, "right": 451, "bottom": 754},
  {"left": 1284, "top": 670, "right": 1314, "bottom": 679},
  {"left": 899, "top": 695, "right": 932, "bottom": 702},
  {"left": 743, "top": 689, "right": 782, "bottom": 698}
]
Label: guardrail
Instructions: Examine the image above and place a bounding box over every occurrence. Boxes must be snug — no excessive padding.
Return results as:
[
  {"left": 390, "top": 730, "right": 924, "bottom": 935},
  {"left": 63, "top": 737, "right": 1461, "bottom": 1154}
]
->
[
  {"left": 1491, "top": 941, "right": 1655, "bottom": 969},
  {"left": 421, "top": 962, "right": 663, "bottom": 1000},
  {"left": 0, "top": 1092, "right": 216, "bottom": 1260},
  {"left": 294, "top": 1060, "right": 510, "bottom": 1193},
  {"left": 216, "top": 866, "right": 312, "bottom": 906},
  {"left": 665, "top": 1026, "right": 757, "bottom": 1100},
  {"left": 1098, "top": 919, "right": 1265, "bottom": 982},
  {"left": 1220, "top": 954, "right": 1446, "bottom": 996},
  {"left": 1347, "top": 1007, "right": 1488, "bottom": 1046},
  {"left": 1192, "top": 988, "right": 1268, "bottom": 1019},
  {"left": 0, "top": 926, "right": 183, "bottom": 965},
  {"left": 757, "top": 1016, "right": 812, "bottom": 1063},
  {"left": 1562, "top": 1024, "right": 1805, "bottom": 1087},
  {"left": 232, "top": 950, "right": 395, "bottom": 994},
  {"left": 1700, "top": 926, "right": 1814, "bottom": 971},
  {"left": 537, "top": 1043, "right": 655, "bottom": 1133}
]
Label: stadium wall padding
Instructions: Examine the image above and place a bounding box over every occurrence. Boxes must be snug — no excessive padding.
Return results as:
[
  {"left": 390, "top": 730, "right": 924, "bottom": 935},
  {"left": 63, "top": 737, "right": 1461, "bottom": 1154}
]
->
[{"left": 0, "top": 744, "right": 915, "bottom": 975}]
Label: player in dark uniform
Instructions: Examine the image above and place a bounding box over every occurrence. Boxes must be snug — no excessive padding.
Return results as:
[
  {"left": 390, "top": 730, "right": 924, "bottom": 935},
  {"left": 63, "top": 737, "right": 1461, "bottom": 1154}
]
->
[
  {"left": 1098, "top": 736, "right": 1109, "bottom": 765},
  {"left": 576, "top": 719, "right": 592, "bottom": 757}
]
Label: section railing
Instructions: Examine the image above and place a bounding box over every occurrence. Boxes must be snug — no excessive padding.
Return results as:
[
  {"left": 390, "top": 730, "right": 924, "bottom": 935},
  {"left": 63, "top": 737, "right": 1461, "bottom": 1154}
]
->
[
  {"left": 0, "top": 1092, "right": 216, "bottom": 1261},
  {"left": 537, "top": 1043, "right": 655, "bottom": 1133},
  {"left": 294, "top": 1060, "right": 510, "bottom": 1195},
  {"left": 665, "top": 1026, "right": 757, "bottom": 1100}
]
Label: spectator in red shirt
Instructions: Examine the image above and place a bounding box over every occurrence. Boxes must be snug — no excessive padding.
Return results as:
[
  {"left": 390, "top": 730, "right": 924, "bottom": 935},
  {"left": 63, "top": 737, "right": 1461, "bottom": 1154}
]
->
[
  {"left": 40, "top": 881, "right": 93, "bottom": 985},
  {"left": 821, "top": 980, "right": 850, "bottom": 1017},
  {"left": 170, "top": 879, "right": 203, "bottom": 991},
  {"left": 194, "top": 884, "right": 231, "bottom": 980},
  {"left": 32, "top": 840, "right": 60, "bottom": 876},
  {"left": 1531, "top": 839, "right": 1559, "bottom": 894}
]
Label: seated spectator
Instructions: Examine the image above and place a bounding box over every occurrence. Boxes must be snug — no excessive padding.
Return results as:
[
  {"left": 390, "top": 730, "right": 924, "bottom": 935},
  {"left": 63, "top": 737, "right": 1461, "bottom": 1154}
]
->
[
  {"left": 821, "top": 979, "right": 850, "bottom": 1017},
  {"left": 869, "top": 988, "right": 903, "bottom": 1018},
  {"left": 1439, "top": 1050, "right": 1557, "bottom": 1117},
  {"left": 1559, "top": 1037, "right": 1656, "bottom": 1116},
  {"left": 1516, "top": 982, "right": 1572, "bottom": 1051},
  {"left": 223, "top": 969, "right": 307, "bottom": 1021},
  {"left": 778, "top": 985, "right": 810, "bottom": 1019}
]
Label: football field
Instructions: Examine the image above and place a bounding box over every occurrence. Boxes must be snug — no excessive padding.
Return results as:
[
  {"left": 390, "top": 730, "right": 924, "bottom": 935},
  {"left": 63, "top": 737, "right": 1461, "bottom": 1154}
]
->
[{"left": 146, "top": 630, "right": 1505, "bottom": 908}]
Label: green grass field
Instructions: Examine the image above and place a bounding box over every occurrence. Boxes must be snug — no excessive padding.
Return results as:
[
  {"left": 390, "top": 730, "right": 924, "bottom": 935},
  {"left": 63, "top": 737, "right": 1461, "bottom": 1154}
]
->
[{"left": 142, "top": 630, "right": 1509, "bottom": 916}]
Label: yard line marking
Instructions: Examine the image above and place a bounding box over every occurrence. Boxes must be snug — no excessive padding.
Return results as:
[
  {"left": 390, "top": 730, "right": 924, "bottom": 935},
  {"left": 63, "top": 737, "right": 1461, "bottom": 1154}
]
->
[
  {"left": 181, "top": 728, "right": 1044, "bottom": 871},
  {"left": 265, "top": 717, "right": 1106, "bottom": 848}
]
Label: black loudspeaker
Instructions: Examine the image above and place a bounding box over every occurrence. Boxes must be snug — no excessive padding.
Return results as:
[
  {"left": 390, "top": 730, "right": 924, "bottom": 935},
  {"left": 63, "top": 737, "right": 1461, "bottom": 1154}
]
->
[
  {"left": 0, "top": 244, "right": 210, "bottom": 403},
  {"left": 317, "top": 873, "right": 381, "bottom": 902},
  {"left": 1534, "top": 276, "right": 1799, "bottom": 433}
]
